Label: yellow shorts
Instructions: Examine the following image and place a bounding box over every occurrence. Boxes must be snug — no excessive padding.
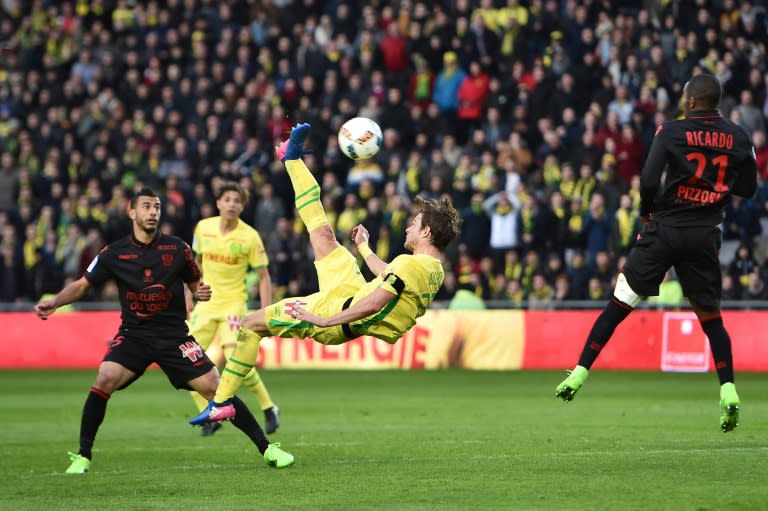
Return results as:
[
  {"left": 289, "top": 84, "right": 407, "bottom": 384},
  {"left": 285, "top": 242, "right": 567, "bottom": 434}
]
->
[
  {"left": 188, "top": 304, "right": 246, "bottom": 351},
  {"left": 266, "top": 247, "right": 365, "bottom": 345}
]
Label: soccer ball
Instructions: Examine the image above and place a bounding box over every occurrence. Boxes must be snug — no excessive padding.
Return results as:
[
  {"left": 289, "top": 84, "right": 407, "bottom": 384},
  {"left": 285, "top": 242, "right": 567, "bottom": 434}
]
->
[{"left": 338, "top": 117, "right": 383, "bottom": 160}]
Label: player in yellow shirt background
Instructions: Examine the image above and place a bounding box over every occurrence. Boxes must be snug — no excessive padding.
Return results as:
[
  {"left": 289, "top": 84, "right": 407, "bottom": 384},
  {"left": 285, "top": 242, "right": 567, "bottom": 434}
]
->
[
  {"left": 190, "top": 123, "right": 461, "bottom": 426},
  {"left": 188, "top": 181, "right": 280, "bottom": 436}
]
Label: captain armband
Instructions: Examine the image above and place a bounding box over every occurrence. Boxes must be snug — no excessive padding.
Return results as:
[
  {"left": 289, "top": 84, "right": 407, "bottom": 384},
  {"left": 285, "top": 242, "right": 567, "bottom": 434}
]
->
[{"left": 382, "top": 272, "right": 405, "bottom": 295}]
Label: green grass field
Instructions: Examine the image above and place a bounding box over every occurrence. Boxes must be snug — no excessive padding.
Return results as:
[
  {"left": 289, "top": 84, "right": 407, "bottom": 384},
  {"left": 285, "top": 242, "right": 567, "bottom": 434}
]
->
[{"left": 3, "top": 369, "right": 767, "bottom": 510}]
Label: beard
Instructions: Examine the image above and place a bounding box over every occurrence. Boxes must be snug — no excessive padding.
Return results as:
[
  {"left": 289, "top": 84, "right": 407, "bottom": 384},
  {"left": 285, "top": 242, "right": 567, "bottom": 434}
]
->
[{"left": 141, "top": 221, "right": 158, "bottom": 235}]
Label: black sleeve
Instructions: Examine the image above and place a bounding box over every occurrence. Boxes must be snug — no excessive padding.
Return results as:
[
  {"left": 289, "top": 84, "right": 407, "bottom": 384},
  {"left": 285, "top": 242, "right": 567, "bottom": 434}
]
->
[
  {"left": 639, "top": 124, "right": 669, "bottom": 216},
  {"left": 731, "top": 144, "right": 758, "bottom": 199},
  {"left": 84, "top": 247, "right": 113, "bottom": 287},
  {"left": 179, "top": 242, "right": 202, "bottom": 284}
]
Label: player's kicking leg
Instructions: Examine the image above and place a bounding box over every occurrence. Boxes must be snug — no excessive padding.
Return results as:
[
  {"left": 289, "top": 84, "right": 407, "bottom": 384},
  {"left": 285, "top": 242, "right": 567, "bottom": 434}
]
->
[{"left": 191, "top": 123, "right": 334, "bottom": 426}]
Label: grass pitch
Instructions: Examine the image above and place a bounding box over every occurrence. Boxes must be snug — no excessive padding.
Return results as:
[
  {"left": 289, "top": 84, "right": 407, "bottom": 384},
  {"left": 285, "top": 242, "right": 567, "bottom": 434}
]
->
[{"left": 2, "top": 370, "right": 767, "bottom": 510}]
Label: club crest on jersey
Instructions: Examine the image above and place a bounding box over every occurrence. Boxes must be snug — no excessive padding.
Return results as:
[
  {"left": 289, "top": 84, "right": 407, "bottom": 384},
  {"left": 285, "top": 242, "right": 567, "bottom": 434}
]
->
[
  {"left": 161, "top": 253, "right": 174, "bottom": 267},
  {"left": 143, "top": 268, "right": 153, "bottom": 282},
  {"left": 179, "top": 341, "right": 203, "bottom": 362},
  {"left": 284, "top": 300, "right": 307, "bottom": 318},
  {"left": 227, "top": 315, "right": 242, "bottom": 331}
]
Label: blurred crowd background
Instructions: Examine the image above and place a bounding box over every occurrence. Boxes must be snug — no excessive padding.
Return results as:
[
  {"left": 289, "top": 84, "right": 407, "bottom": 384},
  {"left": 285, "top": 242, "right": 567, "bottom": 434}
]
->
[{"left": 1, "top": 0, "right": 768, "bottom": 308}]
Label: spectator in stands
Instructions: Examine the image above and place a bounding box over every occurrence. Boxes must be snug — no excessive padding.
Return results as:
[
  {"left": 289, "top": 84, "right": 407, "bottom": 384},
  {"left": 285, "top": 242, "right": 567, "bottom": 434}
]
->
[
  {"left": 743, "top": 269, "right": 768, "bottom": 301},
  {"left": 1, "top": 0, "right": 767, "bottom": 308},
  {"left": 648, "top": 271, "right": 685, "bottom": 309}
]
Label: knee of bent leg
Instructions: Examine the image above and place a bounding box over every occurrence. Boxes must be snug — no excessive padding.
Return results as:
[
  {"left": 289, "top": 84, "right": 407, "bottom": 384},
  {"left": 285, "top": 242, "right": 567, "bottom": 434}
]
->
[
  {"left": 312, "top": 225, "right": 336, "bottom": 243},
  {"left": 195, "top": 370, "right": 220, "bottom": 400},
  {"left": 613, "top": 273, "right": 643, "bottom": 308},
  {"left": 93, "top": 364, "right": 128, "bottom": 394}
]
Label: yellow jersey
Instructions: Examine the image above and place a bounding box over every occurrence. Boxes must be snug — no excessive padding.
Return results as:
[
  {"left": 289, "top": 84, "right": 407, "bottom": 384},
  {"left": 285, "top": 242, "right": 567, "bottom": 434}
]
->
[
  {"left": 191, "top": 217, "right": 268, "bottom": 311},
  {"left": 350, "top": 254, "right": 444, "bottom": 344}
]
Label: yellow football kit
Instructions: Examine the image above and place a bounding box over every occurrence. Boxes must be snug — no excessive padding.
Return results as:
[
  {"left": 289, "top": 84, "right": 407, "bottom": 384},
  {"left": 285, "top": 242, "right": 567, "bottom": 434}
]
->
[
  {"left": 265, "top": 247, "right": 445, "bottom": 344},
  {"left": 188, "top": 217, "right": 275, "bottom": 412}
]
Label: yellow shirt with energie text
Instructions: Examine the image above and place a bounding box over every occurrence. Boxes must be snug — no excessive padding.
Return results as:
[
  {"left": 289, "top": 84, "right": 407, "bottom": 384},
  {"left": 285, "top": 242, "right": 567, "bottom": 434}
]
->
[{"left": 191, "top": 217, "right": 268, "bottom": 312}]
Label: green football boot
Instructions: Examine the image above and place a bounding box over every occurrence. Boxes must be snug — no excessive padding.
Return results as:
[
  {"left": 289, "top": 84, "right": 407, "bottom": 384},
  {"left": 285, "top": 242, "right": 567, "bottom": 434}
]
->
[
  {"left": 555, "top": 365, "right": 590, "bottom": 402},
  {"left": 719, "top": 382, "right": 740, "bottom": 433},
  {"left": 65, "top": 452, "right": 91, "bottom": 474},
  {"left": 263, "top": 443, "right": 294, "bottom": 468}
]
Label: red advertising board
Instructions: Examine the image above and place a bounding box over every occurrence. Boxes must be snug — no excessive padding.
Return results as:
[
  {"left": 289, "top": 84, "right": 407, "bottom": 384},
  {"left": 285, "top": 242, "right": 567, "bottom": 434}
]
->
[{"left": 1, "top": 310, "right": 766, "bottom": 371}]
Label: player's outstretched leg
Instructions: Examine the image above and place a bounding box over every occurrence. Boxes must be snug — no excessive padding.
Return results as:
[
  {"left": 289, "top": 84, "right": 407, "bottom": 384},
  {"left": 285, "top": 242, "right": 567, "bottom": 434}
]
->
[
  {"left": 189, "top": 328, "right": 262, "bottom": 426},
  {"left": 276, "top": 122, "right": 311, "bottom": 162},
  {"left": 264, "top": 442, "right": 294, "bottom": 468},
  {"left": 555, "top": 365, "right": 589, "bottom": 402},
  {"left": 719, "top": 382, "right": 740, "bottom": 432}
]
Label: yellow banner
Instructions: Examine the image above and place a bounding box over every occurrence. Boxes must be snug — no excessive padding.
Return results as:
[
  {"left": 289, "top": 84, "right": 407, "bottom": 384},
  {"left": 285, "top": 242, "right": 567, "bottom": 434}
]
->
[{"left": 256, "top": 310, "right": 525, "bottom": 370}]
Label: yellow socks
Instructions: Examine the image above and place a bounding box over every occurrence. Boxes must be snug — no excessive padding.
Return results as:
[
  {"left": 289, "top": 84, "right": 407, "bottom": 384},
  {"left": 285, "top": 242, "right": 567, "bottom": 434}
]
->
[
  {"left": 214, "top": 328, "right": 261, "bottom": 403},
  {"left": 285, "top": 159, "right": 329, "bottom": 232},
  {"left": 243, "top": 370, "right": 275, "bottom": 411}
]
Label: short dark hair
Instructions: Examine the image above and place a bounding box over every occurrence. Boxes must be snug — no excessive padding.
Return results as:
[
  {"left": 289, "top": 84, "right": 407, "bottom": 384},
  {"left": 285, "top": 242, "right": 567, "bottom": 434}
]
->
[
  {"left": 687, "top": 74, "right": 722, "bottom": 108},
  {"left": 130, "top": 187, "right": 158, "bottom": 208},
  {"left": 216, "top": 181, "right": 249, "bottom": 204},
  {"left": 415, "top": 196, "right": 461, "bottom": 251}
]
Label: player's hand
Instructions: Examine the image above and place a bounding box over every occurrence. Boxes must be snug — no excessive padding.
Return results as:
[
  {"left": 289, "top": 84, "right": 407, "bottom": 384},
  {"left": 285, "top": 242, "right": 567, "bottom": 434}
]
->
[
  {"left": 290, "top": 306, "right": 328, "bottom": 327},
  {"left": 34, "top": 299, "right": 57, "bottom": 320},
  {"left": 194, "top": 281, "right": 212, "bottom": 302},
  {"left": 352, "top": 224, "right": 370, "bottom": 246}
]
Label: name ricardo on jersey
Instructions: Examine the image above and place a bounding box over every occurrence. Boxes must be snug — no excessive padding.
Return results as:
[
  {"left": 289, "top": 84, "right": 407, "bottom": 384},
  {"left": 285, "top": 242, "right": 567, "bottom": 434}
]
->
[{"left": 685, "top": 130, "right": 734, "bottom": 149}]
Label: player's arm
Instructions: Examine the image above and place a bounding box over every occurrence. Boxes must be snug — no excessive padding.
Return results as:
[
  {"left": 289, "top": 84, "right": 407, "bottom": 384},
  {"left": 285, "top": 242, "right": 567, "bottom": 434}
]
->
[
  {"left": 639, "top": 125, "right": 669, "bottom": 219},
  {"left": 184, "top": 284, "right": 195, "bottom": 316},
  {"left": 731, "top": 145, "right": 758, "bottom": 198},
  {"left": 294, "top": 287, "right": 395, "bottom": 328},
  {"left": 256, "top": 266, "right": 273, "bottom": 306},
  {"left": 187, "top": 279, "right": 212, "bottom": 302},
  {"left": 34, "top": 276, "right": 92, "bottom": 320},
  {"left": 180, "top": 242, "right": 210, "bottom": 302},
  {"left": 352, "top": 224, "right": 387, "bottom": 275}
]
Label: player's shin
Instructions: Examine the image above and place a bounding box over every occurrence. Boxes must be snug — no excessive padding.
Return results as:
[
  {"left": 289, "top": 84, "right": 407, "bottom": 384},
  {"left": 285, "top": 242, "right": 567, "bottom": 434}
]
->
[
  {"left": 699, "top": 315, "right": 734, "bottom": 384},
  {"left": 284, "top": 159, "right": 329, "bottom": 232},
  {"left": 577, "top": 298, "right": 634, "bottom": 368},
  {"left": 228, "top": 396, "right": 270, "bottom": 453},
  {"left": 214, "top": 328, "right": 261, "bottom": 403}
]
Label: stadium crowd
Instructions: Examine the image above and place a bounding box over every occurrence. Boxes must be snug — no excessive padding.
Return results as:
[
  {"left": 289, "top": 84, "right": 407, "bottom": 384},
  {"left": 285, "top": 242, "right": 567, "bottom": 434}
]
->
[{"left": 1, "top": 0, "right": 768, "bottom": 307}]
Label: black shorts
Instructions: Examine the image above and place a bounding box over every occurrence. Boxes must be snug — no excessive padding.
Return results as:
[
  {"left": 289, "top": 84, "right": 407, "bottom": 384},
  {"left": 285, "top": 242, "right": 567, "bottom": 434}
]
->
[
  {"left": 623, "top": 221, "right": 722, "bottom": 309},
  {"left": 103, "top": 330, "right": 215, "bottom": 390}
]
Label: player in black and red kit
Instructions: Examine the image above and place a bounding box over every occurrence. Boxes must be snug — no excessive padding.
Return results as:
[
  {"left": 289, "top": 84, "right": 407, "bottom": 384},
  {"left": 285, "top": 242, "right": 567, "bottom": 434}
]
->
[
  {"left": 555, "top": 74, "right": 757, "bottom": 432},
  {"left": 35, "top": 188, "right": 294, "bottom": 473}
]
